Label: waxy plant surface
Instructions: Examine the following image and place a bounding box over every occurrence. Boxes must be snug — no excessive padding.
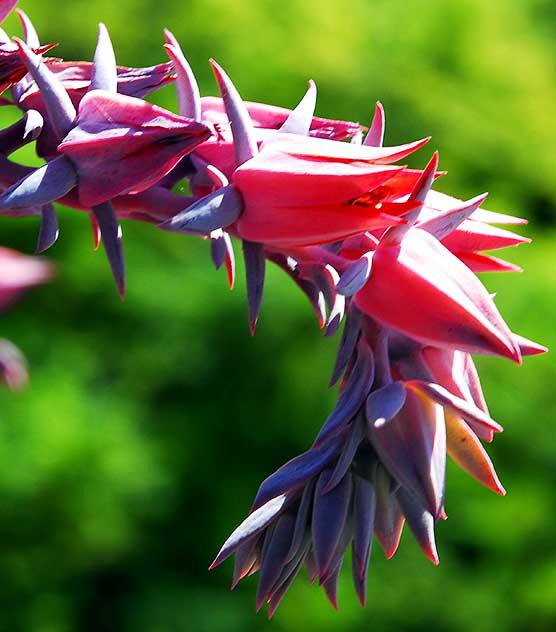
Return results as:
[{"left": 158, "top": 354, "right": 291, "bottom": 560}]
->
[{"left": 0, "top": 0, "right": 547, "bottom": 618}]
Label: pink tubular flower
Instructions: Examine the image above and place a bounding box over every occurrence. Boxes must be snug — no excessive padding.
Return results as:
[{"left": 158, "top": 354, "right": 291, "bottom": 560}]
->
[
  {"left": 231, "top": 133, "right": 430, "bottom": 248},
  {"left": 353, "top": 227, "right": 521, "bottom": 362}
]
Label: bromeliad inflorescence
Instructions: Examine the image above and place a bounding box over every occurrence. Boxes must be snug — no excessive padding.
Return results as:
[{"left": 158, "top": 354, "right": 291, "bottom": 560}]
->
[{"left": 0, "top": 0, "right": 546, "bottom": 617}]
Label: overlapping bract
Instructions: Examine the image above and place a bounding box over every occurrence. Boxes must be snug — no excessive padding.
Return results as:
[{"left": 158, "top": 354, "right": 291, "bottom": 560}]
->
[{"left": 0, "top": 2, "right": 545, "bottom": 617}]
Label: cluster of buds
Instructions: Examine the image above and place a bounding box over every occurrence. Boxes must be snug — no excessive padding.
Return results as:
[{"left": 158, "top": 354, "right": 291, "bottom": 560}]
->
[{"left": 0, "top": 1, "right": 546, "bottom": 616}]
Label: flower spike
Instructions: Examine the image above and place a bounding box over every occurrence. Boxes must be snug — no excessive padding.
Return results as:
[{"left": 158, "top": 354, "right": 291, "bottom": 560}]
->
[
  {"left": 279, "top": 80, "right": 317, "bottom": 135},
  {"left": 89, "top": 23, "right": 117, "bottom": 94}
]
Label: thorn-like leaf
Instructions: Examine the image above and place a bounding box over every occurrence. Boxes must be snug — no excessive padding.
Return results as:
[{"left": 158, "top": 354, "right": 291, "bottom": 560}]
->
[
  {"left": 209, "top": 59, "right": 257, "bottom": 165},
  {"left": 36, "top": 203, "right": 59, "bottom": 253},
  {"left": 159, "top": 184, "right": 243, "bottom": 236},
  {"left": 335, "top": 252, "right": 373, "bottom": 297},
  {"left": 242, "top": 239, "right": 265, "bottom": 335},
  {"left": 280, "top": 80, "right": 317, "bottom": 135},
  {"left": 210, "top": 494, "right": 290, "bottom": 569},
  {"left": 91, "top": 201, "right": 125, "bottom": 297},
  {"left": 164, "top": 30, "right": 201, "bottom": 121},
  {"left": 363, "top": 101, "right": 385, "bottom": 147},
  {"left": 89, "top": 23, "right": 117, "bottom": 94},
  {"left": 0, "top": 155, "right": 76, "bottom": 210},
  {"left": 14, "top": 38, "right": 76, "bottom": 140}
]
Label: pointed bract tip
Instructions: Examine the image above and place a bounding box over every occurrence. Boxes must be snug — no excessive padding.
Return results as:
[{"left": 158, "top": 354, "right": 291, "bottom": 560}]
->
[
  {"left": 428, "top": 547, "right": 440, "bottom": 566},
  {"left": 364, "top": 101, "right": 385, "bottom": 147},
  {"left": 208, "top": 555, "right": 221, "bottom": 571},
  {"left": 163, "top": 28, "right": 176, "bottom": 45},
  {"left": 209, "top": 58, "right": 257, "bottom": 164},
  {"left": 16, "top": 8, "right": 40, "bottom": 49},
  {"left": 410, "top": 151, "right": 439, "bottom": 203},
  {"left": 514, "top": 333, "right": 548, "bottom": 356}
]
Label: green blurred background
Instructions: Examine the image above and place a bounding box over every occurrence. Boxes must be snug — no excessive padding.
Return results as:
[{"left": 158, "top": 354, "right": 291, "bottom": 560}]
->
[{"left": 0, "top": 1, "right": 555, "bottom": 630}]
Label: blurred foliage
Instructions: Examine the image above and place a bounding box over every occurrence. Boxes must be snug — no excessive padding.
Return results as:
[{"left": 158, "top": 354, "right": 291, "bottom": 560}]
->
[{"left": 0, "top": 1, "right": 555, "bottom": 631}]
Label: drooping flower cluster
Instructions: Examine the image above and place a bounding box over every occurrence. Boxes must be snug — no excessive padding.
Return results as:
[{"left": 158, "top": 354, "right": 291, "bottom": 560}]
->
[{"left": 0, "top": 0, "right": 546, "bottom": 616}]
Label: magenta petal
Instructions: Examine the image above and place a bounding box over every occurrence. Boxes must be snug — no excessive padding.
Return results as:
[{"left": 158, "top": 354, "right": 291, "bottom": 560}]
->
[
  {"left": 0, "top": 246, "right": 52, "bottom": 311},
  {"left": 513, "top": 333, "right": 548, "bottom": 356},
  {"left": 0, "top": 338, "right": 27, "bottom": 389}
]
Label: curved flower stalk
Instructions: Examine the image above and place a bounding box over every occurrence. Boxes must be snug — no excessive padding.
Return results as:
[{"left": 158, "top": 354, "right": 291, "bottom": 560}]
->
[{"left": 0, "top": 8, "right": 546, "bottom": 617}]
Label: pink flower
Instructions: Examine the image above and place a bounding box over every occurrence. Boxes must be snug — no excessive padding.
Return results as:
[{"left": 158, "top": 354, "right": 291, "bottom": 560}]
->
[
  {"left": 353, "top": 227, "right": 521, "bottom": 361},
  {"left": 58, "top": 89, "right": 210, "bottom": 207},
  {"left": 231, "top": 133, "right": 430, "bottom": 248},
  {"left": 0, "top": 246, "right": 52, "bottom": 311}
]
